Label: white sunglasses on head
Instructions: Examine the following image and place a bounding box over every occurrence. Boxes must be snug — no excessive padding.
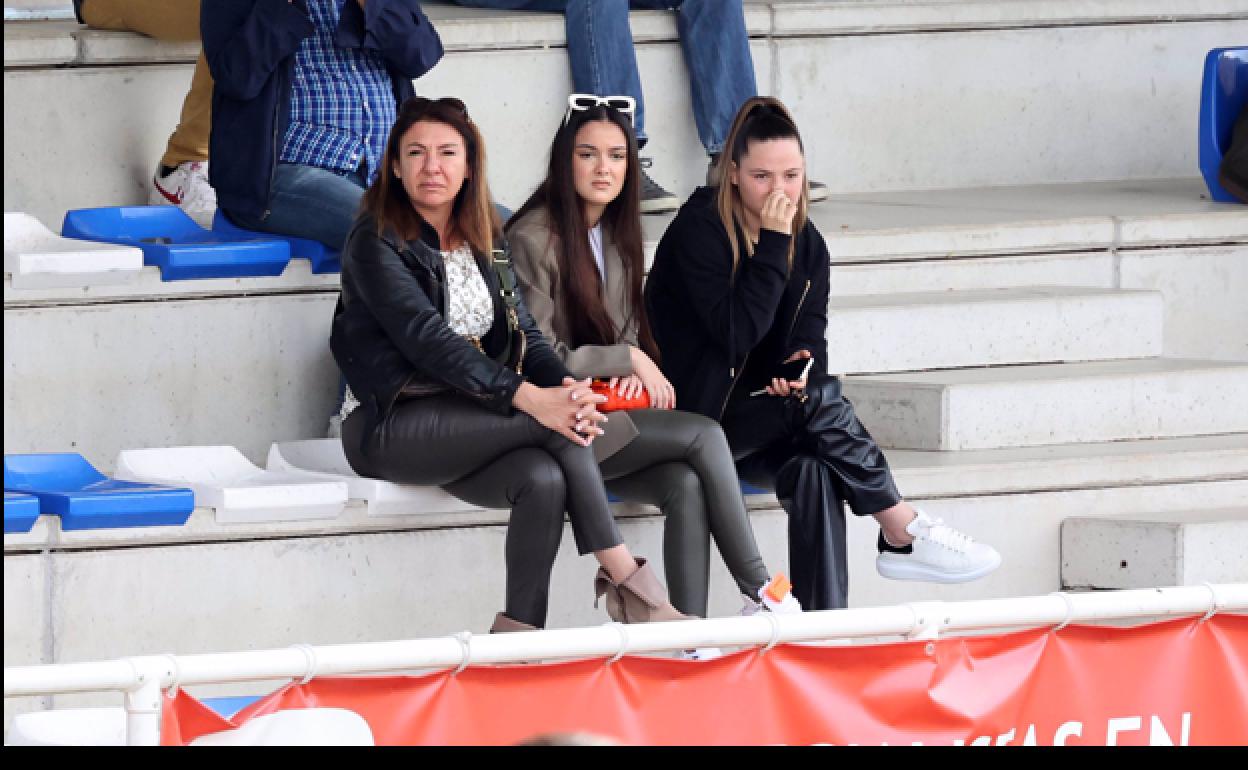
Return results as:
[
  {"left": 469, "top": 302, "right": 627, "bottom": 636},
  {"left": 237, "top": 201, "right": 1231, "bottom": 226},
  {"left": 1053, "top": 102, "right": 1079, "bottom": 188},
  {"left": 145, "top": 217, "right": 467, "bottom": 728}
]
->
[{"left": 562, "top": 93, "right": 637, "bottom": 126}]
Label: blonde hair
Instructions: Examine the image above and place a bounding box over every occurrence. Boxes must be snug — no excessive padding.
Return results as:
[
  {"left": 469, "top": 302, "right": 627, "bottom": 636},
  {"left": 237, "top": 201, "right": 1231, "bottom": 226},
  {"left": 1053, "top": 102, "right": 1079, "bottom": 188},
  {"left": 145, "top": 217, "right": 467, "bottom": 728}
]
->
[{"left": 711, "top": 96, "right": 809, "bottom": 274}]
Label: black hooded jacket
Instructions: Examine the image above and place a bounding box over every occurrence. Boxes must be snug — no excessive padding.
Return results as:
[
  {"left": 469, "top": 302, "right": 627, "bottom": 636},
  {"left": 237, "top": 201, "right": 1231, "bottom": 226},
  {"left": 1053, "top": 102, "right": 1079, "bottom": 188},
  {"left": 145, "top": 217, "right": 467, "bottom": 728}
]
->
[{"left": 644, "top": 187, "right": 831, "bottom": 422}]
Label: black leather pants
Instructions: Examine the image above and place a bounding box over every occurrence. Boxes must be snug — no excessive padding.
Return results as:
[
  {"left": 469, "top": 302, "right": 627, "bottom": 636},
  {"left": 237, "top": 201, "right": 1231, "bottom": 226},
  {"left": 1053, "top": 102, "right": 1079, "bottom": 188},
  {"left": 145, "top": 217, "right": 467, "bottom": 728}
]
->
[
  {"left": 342, "top": 395, "right": 623, "bottom": 628},
  {"left": 599, "top": 409, "right": 770, "bottom": 617},
  {"left": 723, "top": 374, "right": 902, "bottom": 611}
]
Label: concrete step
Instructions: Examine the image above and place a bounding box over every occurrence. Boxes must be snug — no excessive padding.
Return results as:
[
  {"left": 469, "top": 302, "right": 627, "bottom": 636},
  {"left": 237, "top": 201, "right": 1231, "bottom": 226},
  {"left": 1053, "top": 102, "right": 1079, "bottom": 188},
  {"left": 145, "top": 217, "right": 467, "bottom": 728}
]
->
[
  {"left": 1061, "top": 509, "right": 1248, "bottom": 589},
  {"left": 6, "top": 7, "right": 1247, "bottom": 225},
  {"left": 7, "top": 476, "right": 1245, "bottom": 691},
  {"left": 843, "top": 358, "right": 1248, "bottom": 450},
  {"left": 8, "top": 434, "right": 1246, "bottom": 553},
  {"left": 828, "top": 286, "right": 1163, "bottom": 374},
  {"left": 5, "top": 181, "right": 1242, "bottom": 471},
  {"left": 640, "top": 178, "right": 1248, "bottom": 266}
]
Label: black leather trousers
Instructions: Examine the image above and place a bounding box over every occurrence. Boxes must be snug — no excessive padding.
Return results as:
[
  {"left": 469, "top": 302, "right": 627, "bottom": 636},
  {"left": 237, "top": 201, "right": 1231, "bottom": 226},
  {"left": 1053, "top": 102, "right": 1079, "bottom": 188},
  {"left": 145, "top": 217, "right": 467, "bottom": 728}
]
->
[
  {"left": 342, "top": 398, "right": 770, "bottom": 625},
  {"left": 343, "top": 395, "right": 624, "bottom": 628},
  {"left": 723, "top": 374, "right": 902, "bottom": 611},
  {"left": 600, "top": 409, "right": 770, "bottom": 617}
]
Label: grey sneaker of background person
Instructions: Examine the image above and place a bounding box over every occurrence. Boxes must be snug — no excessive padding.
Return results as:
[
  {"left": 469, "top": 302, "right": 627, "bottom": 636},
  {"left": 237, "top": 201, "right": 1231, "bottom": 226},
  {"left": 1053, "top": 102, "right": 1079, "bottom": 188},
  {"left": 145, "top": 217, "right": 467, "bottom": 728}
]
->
[
  {"left": 639, "top": 157, "right": 680, "bottom": 214},
  {"left": 707, "top": 154, "right": 829, "bottom": 202}
]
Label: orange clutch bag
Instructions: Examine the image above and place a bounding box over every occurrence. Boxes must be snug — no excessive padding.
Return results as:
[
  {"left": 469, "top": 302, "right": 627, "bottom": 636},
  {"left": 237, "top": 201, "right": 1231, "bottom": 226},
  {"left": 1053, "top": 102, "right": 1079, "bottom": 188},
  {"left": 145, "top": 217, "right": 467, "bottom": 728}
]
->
[{"left": 589, "top": 380, "right": 651, "bottom": 412}]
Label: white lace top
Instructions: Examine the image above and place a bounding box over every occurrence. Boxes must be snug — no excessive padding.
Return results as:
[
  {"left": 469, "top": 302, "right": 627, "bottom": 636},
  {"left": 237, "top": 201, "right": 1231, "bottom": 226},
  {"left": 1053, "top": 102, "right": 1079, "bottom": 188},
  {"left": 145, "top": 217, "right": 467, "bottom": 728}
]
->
[
  {"left": 338, "top": 243, "right": 494, "bottom": 422},
  {"left": 441, "top": 243, "right": 494, "bottom": 340}
]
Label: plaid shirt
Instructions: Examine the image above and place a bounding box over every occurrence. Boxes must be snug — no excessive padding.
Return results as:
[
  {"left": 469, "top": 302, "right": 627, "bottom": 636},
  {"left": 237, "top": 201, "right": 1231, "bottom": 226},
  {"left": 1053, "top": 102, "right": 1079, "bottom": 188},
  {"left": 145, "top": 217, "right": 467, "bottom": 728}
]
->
[{"left": 280, "top": 0, "right": 398, "bottom": 182}]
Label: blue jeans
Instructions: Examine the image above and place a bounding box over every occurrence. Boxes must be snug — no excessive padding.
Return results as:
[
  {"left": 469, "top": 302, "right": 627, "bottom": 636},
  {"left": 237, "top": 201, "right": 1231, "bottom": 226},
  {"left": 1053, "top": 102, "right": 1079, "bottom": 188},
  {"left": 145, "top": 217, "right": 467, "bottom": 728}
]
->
[
  {"left": 227, "top": 162, "right": 513, "bottom": 252},
  {"left": 453, "top": 0, "right": 757, "bottom": 154},
  {"left": 225, "top": 162, "right": 368, "bottom": 251}
]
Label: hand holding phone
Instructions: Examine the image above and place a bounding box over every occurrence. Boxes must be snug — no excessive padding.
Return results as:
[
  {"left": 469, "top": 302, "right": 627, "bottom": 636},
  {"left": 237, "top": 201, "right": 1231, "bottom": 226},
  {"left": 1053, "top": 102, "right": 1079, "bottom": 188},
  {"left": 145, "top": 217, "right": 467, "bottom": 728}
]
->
[{"left": 751, "top": 356, "right": 814, "bottom": 397}]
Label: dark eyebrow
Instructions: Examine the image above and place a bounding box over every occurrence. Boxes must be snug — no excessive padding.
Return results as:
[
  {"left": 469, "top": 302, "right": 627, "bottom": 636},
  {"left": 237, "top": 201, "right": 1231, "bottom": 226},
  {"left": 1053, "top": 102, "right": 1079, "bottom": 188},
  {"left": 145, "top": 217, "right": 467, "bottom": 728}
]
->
[{"left": 402, "top": 141, "right": 462, "bottom": 151}]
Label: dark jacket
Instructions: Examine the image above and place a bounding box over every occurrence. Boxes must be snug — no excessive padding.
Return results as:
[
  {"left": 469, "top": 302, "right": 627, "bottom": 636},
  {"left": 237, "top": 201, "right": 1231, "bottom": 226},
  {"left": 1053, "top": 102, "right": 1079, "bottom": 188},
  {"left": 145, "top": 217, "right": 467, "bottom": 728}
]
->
[
  {"left": 201, "top": 0, "right": 443, "bottom": 220},
  {"left": 331, "top": 213, "right": 573, "bottom": 452},
  {"left": 644, "top": 187, "right": 830, "bottom": 422}
]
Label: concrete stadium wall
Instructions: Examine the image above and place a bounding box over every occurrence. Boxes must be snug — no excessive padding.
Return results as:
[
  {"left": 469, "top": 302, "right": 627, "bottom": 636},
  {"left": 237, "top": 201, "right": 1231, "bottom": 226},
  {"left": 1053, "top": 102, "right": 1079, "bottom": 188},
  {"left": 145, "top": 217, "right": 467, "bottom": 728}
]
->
[{"left": 5, "top": 7, "right": 1247, "bottom": 225}]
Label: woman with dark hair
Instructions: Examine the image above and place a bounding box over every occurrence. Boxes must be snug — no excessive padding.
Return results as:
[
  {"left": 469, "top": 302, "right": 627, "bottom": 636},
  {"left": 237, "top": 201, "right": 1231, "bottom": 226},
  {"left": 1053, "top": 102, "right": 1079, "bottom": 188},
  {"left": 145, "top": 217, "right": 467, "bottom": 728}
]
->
[
  {"left": 331, "top": 96, "right": 685, "bottom": 631},
  {"left": 507, "top": 94, "right": 787, "bottom": 619},
  {"left": 645, "top": 96, "right": 1002, "bottom": 612}
]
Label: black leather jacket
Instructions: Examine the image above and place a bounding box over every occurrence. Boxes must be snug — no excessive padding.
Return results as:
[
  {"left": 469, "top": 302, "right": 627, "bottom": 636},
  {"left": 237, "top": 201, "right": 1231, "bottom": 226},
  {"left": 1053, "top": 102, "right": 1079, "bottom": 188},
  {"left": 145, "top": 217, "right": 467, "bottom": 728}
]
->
[{"left": 331, "top": 213, "right": 572, "bottom": 450}]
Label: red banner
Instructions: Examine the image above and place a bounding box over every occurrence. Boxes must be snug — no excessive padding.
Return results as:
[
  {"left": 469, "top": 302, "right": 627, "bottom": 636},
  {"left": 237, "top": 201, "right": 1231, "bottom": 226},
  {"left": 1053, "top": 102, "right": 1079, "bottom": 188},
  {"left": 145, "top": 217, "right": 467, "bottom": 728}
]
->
[{"left": 162, "top": 615, "right": 1248, "bottom": 745}]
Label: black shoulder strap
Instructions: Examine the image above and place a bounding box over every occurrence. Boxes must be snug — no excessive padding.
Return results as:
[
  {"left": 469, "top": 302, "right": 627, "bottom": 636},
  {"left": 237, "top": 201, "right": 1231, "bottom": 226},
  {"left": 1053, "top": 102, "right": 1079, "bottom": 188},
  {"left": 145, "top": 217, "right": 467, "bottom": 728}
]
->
[{"left": 491, "top": 248, "right": 521, "bottom": 332}]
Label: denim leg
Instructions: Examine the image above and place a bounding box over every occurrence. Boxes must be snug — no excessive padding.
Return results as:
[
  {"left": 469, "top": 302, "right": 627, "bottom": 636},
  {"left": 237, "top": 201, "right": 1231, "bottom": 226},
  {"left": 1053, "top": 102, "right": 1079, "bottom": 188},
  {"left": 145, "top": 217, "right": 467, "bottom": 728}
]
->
[
  {"left": 566, "top": 1, "right": 647, "bottom": 144},
  {"left": 674, "top": 0, "right": 756, "bottom": 154},
  {"left": 225, "top": 163, "right": 366, "bottom": 251},
  {"left": 455, "top": 1, "right": 653, "bottom": 144}
]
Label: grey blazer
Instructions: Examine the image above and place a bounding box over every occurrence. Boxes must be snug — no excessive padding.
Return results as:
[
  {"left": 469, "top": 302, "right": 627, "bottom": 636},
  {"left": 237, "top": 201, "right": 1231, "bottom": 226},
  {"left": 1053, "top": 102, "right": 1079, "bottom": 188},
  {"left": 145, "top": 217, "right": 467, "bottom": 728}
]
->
[
  {"left": 508, "top": 209, "right": 639, "bottom": 379},
  {"left": 509, "top": 208, "right": 641, "bottom": 461}
]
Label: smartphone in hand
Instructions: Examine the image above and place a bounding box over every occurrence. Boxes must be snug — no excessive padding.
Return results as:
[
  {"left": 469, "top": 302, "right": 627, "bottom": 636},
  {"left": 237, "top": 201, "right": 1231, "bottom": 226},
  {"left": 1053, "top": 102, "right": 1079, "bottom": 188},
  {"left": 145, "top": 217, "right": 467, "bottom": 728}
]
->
[{"left": 751, "top": 356, "right": 814, "bottom": 396}]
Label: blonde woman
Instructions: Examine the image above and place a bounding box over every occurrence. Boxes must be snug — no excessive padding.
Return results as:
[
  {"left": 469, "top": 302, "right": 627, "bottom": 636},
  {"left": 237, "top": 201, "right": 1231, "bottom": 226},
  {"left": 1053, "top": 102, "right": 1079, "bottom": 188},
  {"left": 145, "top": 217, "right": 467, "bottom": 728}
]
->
[{"left": 645, "top": 97, "right": 1002, "bottom": 610}]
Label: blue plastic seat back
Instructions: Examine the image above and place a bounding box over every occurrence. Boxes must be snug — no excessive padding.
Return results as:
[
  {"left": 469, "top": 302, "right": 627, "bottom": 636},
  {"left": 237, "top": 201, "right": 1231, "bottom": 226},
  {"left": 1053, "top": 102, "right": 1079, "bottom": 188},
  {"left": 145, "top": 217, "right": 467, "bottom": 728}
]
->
[
  {"left": 4, "top": 453, "right": 195, "bottom": 530},
  {"left": 4, "top": 491, "right": 41, "bottom": 534},
  {"left": 1199, "top": 47, "right": 1248, "bottom": 203},
  {"left": 5, "top": 452, "right": 107, "bottom": 490},
  {"left": 212, "top": 210, "right": 342, "bottom": 274},
  {"left": 61, "top": 206, "right": 292, "bottom": 281}
]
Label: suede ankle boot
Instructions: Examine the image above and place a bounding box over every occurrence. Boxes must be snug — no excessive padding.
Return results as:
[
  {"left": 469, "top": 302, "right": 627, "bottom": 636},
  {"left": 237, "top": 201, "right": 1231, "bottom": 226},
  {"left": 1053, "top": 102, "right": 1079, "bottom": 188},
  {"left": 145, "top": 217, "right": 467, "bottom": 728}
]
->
[
  {"left": 490, "top": 612, "right": 538, "bottom": 633},
  {"left": 593, "top": 558, "right": 689, "bottom": 624}
]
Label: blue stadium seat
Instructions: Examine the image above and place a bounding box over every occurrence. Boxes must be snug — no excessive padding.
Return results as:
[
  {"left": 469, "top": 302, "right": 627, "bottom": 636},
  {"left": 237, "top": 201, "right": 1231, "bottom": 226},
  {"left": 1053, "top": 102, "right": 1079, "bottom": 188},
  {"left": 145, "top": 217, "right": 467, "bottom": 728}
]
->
[
  {"left": 60, "top": 206, "right": 291, "bottom": 281},
  {"left": 1199, "top": 47, "right": 1248, "bottom": 203},
  {"left": 212, "top": 210, "right": 341, "bottom": 274},
  {"left": 4, "top": 491, "right": 41, "bottom": 534},
  {"left": 4, "top": 453, "right": 195, "bottom": 530}
]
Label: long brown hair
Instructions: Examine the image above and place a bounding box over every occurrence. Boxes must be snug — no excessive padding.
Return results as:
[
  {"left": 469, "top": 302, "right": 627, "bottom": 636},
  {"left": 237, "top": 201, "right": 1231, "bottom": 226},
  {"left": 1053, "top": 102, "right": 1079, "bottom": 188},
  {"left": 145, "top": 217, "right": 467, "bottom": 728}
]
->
[
  {"left": 711, "top": 96, "right": 809, "bottom": 273},
  {"left": 508, "top": 105, "right": 659, "bottom": 361},
  {"left": 362, "top": 96, "right": 502, "bottom": 255}
]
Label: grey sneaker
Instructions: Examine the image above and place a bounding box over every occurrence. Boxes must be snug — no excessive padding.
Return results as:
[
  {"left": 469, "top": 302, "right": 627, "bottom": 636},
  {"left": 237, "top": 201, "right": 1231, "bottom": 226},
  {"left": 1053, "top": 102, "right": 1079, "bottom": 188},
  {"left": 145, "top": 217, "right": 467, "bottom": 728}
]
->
[
  {"left": 707, "top": 155, "right": 725, "bottom": 188},
  {"left": 639, "top": 157, "right": 680, "bottom": 214}
]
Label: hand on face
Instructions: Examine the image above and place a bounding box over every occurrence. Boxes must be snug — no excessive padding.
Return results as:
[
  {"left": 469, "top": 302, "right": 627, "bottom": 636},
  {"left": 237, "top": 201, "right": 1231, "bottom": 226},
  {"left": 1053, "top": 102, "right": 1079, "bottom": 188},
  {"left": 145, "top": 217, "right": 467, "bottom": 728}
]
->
[{"left": 759, "top": 189, "right": 797, "bottom": 234}]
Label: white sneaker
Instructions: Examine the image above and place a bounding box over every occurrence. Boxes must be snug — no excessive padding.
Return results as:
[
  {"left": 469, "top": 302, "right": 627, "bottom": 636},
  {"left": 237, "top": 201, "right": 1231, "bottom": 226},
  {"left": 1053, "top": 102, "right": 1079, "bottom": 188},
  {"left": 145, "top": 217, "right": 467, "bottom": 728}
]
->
[
  {"left": 876, "top": 509, "right": 1001, "bottom": 583},
  {"left": 150, "top": 161, "right": 217, "bottom": 228},
  {"left": 739, "top": 574, "right": 803, "bottom": 615}
]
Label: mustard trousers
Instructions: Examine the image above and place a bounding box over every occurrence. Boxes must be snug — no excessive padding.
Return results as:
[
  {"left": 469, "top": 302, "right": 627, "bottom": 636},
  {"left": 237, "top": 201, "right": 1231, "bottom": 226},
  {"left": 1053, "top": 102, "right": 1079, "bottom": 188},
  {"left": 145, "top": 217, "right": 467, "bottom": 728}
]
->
[{"left": 81, "top": 0, "right": 210, "bottom": 167}]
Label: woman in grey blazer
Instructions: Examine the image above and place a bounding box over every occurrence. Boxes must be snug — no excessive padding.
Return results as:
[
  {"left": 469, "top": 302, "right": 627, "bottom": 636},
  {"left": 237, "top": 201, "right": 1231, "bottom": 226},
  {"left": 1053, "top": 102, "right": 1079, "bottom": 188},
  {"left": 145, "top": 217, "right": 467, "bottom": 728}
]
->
[{"left": 507, "top": 96, "right": 783, "bottom": 618}]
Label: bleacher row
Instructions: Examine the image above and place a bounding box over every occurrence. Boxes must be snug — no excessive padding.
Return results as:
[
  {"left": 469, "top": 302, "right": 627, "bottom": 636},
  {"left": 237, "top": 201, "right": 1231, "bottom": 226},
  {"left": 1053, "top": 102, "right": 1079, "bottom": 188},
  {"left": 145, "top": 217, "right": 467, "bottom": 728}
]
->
[
  {"left": 6, "top": 440, "right": 771, "bottom": 534},
  {"left": 5, "top": 207, "right": 338, "bottom": 288},
  {"left": 4, "top": 440, "right": 486, "bottom": 532},
  {"left": 4, "top": 45, "right": 1245, "bottom": 290}
]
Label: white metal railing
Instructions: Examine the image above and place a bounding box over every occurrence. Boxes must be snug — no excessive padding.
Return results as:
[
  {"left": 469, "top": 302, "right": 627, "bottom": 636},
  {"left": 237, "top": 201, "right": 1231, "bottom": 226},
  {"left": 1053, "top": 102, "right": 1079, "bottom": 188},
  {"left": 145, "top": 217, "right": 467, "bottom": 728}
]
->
[{"left": 6, "top": 584, "right": 1246, "bottom": 745}]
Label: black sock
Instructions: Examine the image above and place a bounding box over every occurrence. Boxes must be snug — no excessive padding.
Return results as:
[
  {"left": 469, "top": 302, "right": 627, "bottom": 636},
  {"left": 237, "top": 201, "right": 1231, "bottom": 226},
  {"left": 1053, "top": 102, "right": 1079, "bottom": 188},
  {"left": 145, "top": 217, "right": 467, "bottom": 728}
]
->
[{"left": 877, "top": 530, "right": 913, "bottom": 555}]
